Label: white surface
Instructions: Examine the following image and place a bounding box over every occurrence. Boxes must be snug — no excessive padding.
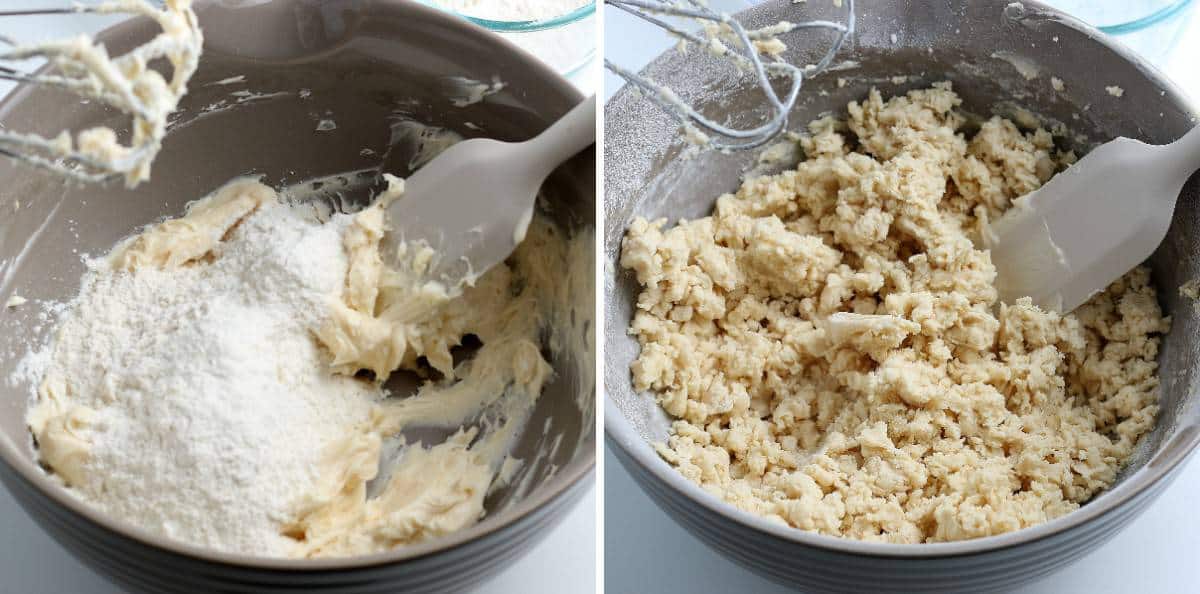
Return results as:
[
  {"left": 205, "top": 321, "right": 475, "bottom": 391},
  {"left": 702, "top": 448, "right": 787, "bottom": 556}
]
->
[
  {"left": 0, "top": 6, "right": 595, "bottom": 594},
  {"left": 604, "top": 1, "right": 1200, "bottom": 593}
]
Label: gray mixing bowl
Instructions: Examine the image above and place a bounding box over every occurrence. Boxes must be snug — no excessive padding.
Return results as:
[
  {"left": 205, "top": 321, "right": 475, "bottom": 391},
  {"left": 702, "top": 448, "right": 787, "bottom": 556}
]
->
[
  {"left": 605, "top": 1, "right": 1199, "bottom": 592},
  {"left": 0, "top": 1, "right": 594, "bottom": 593}
]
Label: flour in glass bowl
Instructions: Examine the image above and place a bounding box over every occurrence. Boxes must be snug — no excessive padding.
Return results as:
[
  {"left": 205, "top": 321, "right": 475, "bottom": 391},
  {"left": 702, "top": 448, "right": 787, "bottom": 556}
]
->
[
  {"left": 424, "top": 0, "right": 596, "bottom": 75},
  {"left": 427, "top": 0, "right": 588, "bottom": 21}
]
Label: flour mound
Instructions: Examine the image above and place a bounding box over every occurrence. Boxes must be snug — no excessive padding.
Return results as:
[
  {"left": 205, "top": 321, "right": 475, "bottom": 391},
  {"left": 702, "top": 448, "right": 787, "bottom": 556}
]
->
[{"left": 427, "top": 0, "right": 587, "bottom": 20}]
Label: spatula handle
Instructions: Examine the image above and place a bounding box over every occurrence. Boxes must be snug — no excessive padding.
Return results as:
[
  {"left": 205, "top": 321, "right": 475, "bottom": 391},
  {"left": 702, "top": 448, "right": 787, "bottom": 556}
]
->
[
  {"left": 523, "top": 96, "right": 596, "bottom": 179},
  {"left": 1168, "top": 124, "right": 1200, "bottom": 181}
]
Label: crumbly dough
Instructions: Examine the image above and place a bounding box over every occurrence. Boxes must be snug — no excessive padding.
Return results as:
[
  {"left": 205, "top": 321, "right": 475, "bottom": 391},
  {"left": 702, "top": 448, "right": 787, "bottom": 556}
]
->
[
  {"left": 30, "top": 176, "right": 571, "bottom": 557},
  {"left": 1180, "top": 278, "right": 1200, "bottom": 300},
  {"left": 621, "top": 83, "right": 1169, "bottom": 543}
]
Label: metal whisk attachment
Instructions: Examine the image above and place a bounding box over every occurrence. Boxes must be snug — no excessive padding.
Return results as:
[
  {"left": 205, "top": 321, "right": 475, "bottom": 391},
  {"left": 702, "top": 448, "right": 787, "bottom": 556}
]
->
[
  {"left": 605, "top": 0, "right": 854, "bottom": 151},
  {"left": 0, "top": 0, "right": 201, "bottom": 186}
]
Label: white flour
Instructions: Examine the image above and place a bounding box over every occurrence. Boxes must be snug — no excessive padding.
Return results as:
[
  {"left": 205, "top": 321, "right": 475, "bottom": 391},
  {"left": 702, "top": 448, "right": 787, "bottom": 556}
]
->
[
  {"left": 428, "top": 0, "right": 587, "bottom": 21},
  {"left": 21, "top": 200, "right": 379, "bottom": 556},
  {"left": 0, "top": 0, "right": 203, "bottom": 186}
]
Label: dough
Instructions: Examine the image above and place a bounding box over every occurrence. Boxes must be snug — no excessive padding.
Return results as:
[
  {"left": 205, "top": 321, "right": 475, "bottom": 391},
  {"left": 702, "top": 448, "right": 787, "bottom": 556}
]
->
[
  {"left": 29, "top": 174, "right": 577, "bottom": 557},
  {"left": 621, "top": 83, "right": 1169, "bottom": 543},
  {"left": 110, "top": 179, "right": 273, "bottom": 270}
]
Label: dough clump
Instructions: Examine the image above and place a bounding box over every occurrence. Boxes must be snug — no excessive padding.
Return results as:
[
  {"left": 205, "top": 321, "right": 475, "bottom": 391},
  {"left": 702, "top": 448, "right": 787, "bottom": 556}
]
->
[{"left": 621, "top": 83, "right": 1168, "bottom": 543}]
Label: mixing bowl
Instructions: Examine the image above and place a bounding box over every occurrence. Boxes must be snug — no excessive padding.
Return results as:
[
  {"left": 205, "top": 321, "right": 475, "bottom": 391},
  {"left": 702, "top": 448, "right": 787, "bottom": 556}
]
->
[
  {"left": 604, "top": 0, "right": 1199, "bottom": 591},
  {"left": 0, "top": 1, "right": 594, "bottom": 593}
]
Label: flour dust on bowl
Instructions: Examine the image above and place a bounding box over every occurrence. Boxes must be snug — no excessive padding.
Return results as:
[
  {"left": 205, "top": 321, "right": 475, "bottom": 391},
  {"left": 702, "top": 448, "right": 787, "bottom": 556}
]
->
[
  {"left": 604, "top": 1, "right": 1200, "bottom": 592},
  {"left": 0, "top": 2, "right": 594, "bottom": 593}
]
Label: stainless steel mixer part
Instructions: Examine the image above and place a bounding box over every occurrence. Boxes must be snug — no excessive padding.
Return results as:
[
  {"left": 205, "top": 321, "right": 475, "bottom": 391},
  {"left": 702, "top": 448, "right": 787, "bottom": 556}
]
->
[
  {"left": 0, "top": 0, "right": 199, "bottom": 185},
  {"left": 604, "top": 0, "right": 854, "bottom": 150}
]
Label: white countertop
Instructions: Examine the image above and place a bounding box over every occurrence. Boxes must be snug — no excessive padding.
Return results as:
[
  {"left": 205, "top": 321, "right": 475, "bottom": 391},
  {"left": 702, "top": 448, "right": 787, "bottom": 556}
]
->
[
  {"left": 0, "top": 5, "right": 596, "bottom": 594},
  {"left": 604, "top": 1, "right": 1200, "bottom": 593}
]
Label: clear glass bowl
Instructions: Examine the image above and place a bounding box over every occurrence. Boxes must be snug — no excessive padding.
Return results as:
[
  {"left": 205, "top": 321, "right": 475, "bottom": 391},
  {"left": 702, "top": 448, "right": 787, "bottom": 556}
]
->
[
  {"left": 1041, "top": 0, "right": 1197, "bottom": 62},
  {"left": 418, "top": 2, "right": 597, "bottom": 77}
]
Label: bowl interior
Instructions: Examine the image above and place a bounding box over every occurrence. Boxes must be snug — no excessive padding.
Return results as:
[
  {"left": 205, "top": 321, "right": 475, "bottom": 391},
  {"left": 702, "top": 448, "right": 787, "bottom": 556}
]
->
[
  {"left": 0, "top": 0, "right": 594, "bottom": 564},
  {"left": 604, "top": 0, "right": 1200, "bottom": 550}
]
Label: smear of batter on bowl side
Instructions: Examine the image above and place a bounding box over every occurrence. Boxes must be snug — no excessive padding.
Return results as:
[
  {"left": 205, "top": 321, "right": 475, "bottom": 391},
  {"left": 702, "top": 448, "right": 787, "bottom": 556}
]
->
[{"left": 621, "top": 83, "right": 1168, "bottom": 543}]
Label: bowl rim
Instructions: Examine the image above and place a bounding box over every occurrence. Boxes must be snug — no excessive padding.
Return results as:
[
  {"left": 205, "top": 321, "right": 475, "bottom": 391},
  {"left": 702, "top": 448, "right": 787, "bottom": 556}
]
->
[
  {"left": 414, "top": 0, "right": 596, "bottom": 33},
  {"left": 603, "top": 0, "right": 1200, "bottom": 560},
  {"left": 1096, "top": 0, "right": 1194, "bottom": 34},
  {"left": 0, "top": 0, "right": 596, "bottom": 572}
]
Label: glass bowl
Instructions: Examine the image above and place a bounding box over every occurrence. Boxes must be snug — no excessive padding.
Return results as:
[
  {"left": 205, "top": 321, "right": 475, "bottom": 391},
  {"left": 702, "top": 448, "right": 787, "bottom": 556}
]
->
[
  {"left": 417, "top": 1, "right": 597, "bottom": 77},
  {"left": 1040, "top": 0, "right": 1197, "bottom": 62}
]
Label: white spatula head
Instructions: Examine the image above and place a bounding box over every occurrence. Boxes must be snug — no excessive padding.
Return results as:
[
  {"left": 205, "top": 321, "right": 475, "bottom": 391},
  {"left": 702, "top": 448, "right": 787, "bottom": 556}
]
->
[
  {"left": 988, "top": 126, "right": 1200, "bottom": 312},
  {"left": 380, "top": 97, "right": 595, "bottom": 291}
]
